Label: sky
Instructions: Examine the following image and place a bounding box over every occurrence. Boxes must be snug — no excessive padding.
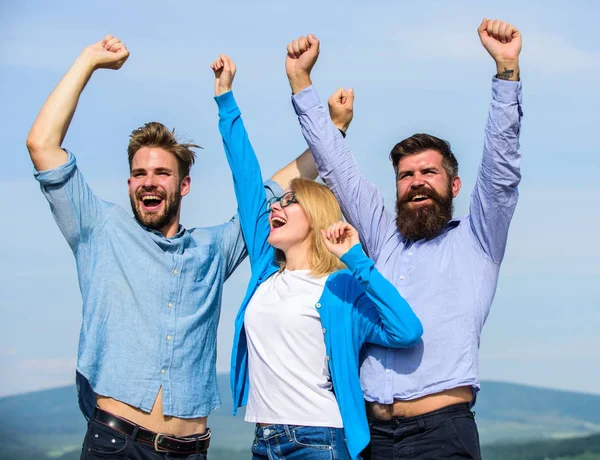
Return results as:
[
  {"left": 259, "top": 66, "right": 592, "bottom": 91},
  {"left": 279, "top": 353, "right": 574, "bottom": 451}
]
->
[{"left": 1, "top": 0, "right": 599, "bottom": 397}]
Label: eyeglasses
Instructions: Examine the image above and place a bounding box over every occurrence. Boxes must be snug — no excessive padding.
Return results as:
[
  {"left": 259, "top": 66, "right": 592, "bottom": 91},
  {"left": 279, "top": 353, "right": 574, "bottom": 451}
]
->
[{"left": 266, "top": 191, "right": 297, "bottom": 211}]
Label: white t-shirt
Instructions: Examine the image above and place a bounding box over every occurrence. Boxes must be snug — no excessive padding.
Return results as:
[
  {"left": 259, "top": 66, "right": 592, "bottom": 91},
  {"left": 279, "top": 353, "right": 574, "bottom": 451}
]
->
[{"left": 243, "top": 269, "right": 343, "bottom": 427}]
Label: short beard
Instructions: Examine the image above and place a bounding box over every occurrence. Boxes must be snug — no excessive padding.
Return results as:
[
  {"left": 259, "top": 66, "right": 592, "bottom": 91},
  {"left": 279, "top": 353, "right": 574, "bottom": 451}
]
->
[
  {"left": 130, "top": 189, "right": 181, "bottom": 232},
  {"left": 395, "top": 184, "right": 454, "bottom": 241}
]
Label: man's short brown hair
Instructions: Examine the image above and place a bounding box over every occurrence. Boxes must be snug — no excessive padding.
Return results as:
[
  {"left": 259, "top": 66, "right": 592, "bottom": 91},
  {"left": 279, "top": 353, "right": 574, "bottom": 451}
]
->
[{"left": 127, "top": 122, "right": 199, "bottom": 177}]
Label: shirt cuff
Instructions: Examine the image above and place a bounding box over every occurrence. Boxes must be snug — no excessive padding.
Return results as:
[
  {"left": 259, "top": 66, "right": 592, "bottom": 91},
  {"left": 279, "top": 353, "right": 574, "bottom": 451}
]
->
[
  {"left": 33, "top": 149, "right": 77, "bottom": 186},
  {"left": 340, "top": 243, "right": 370, "bottom": 271},
  {"left": 492, "top": 78, "right": 522, "bottom": 105},
  {"left": 264, "top": 179, "right": 283, "bottom": 199},
  {"left": 291, "top": 85, "right": 321, "bottom": 115},
  {"left": 214, "top": 90, "right": 240, "bottom": 117}
]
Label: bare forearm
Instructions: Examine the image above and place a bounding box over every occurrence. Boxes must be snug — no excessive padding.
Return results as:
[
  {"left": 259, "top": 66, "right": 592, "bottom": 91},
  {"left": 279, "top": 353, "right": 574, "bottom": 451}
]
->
[
  {"left": 495, "top": 59, "right": 520, "bottom": 81},
  {"left": 26, "top": 53, "right": 96, "bottom": 171},
  {"left": 270, "top": 148, "right": 318, "bottom": 189}
]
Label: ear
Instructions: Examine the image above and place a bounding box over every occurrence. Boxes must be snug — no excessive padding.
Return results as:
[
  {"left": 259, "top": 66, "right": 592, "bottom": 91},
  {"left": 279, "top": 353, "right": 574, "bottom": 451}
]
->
[
  {"left": 180, "top": 176, "right": 191, "bottom": 197},
  {"left": 451, "top": 175, "right": 462, "bottom": 198}
]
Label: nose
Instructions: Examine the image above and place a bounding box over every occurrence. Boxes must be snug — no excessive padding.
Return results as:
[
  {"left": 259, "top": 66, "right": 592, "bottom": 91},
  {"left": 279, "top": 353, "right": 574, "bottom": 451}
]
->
[
  {"left": 142, "top": 173, "right": 157, "bottom": 188},
  {"left": 409, "top": 175, "right": 426, "bottom": 189},
  {"left": 270, "top": 200, "right": 283, "bottom": 212}
]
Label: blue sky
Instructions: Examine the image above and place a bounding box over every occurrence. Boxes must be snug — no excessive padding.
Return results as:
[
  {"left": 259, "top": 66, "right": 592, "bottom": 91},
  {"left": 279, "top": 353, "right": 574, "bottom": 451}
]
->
[{"left": 1, "top": 0, "right": 599, "bottom": 397}]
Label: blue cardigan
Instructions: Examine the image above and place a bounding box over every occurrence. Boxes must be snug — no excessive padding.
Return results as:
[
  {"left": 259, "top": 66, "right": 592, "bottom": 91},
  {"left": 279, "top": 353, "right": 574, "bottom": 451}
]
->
[{"left": 216, "top": 91, "right": 423, "bottom": 459}]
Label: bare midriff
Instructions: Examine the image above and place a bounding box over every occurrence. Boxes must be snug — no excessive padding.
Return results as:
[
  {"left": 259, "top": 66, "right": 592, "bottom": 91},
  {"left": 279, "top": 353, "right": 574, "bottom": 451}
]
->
[
  {"left": 366, "top": 386, "right": 473, "bottom": 420},
  {"left": 97, "top": 388, "right": 207, "bottom": 437}
]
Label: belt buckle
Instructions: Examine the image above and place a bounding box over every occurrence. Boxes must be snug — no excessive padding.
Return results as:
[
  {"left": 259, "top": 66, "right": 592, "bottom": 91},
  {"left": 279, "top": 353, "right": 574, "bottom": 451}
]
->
[{"left": 153, "top": 433, "right": 169, "bottom": 453}]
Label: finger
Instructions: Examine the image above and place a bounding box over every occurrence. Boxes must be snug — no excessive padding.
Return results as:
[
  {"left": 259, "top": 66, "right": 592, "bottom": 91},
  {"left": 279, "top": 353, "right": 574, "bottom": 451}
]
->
[
  {"left": 292, "top": 39, "right": 301, "bottom": 58},
  {"left": 339, "top": 88, "right": 347, "bottom": 104},
  {"left": 346, "top": 88, "right": 355, "bottom": 107},
  {"left": 498, "top": 22, "right": 508, "bottom": 43},
  {"left": 298, "top": 36, "right": 308, "bottom": 53},
  {"left": 491, "top": 20, "right": 501, "bottom": 40},
  {"left": 329, "top": 88, "right": 343, "bottom": 105},
  {"left": 109, "top": 41, "right": 124, "bottom": 53},
  {"left": 477, "top": 18, "right": 488, "bottom": 36},
  {"left": 286, "top": 43, "right": 295, "bottom": 58},
  {"left": 102, "top": 35, "right": 114, "bottom": 46},
  {"left": 104, "top": 37, "right": 120, "bottom": 51},
  {"left": 307, "top": 34, "right": 320, "bottom": 54}
]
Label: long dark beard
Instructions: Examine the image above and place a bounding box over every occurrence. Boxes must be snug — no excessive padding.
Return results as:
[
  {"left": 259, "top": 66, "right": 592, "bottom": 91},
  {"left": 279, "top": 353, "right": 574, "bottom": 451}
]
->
[
  {"left": 130, "top": 189, "right": 181, "bottom": 231},
  {"left": 395, "top": 184, "right": 453, "bottom": 241}
]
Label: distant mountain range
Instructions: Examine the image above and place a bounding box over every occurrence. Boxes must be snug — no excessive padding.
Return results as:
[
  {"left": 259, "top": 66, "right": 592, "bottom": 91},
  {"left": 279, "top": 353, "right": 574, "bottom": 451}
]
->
[{"left": 1, "top": 377, "right": 600, "bottom": 460}]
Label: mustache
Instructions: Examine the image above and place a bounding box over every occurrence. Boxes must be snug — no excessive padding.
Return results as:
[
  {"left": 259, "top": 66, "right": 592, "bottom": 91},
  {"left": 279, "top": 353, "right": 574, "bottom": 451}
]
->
[{"left": 399, "top": 187, "right": 445, "bottom": 204}]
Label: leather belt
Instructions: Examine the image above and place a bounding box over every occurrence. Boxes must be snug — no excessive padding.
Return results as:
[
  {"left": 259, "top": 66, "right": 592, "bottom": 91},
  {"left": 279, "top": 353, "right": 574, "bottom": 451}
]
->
[{"left": 94, "top": 408, "right": 211, "bottom": 454}]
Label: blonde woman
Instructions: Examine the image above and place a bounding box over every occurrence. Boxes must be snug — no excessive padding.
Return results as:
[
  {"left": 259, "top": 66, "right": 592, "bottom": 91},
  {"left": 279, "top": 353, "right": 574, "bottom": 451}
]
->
[{"left": 211, "top": 55, "right": 423, "bottom": 460}]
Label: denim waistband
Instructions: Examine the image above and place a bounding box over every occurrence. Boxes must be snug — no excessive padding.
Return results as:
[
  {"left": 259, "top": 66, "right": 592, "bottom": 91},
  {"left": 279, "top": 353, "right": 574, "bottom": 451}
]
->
[{"left": 254, "top": 424, "right": 342, "bottom": 441}]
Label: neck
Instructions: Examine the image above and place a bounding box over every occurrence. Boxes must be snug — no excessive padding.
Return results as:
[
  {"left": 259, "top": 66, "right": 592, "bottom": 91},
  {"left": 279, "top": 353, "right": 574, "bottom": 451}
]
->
[
  {"left": 282, "top": 242, "right": 311, "bottom": 271},
  {"left": 159, "top": 212, "right": 181, "bottom": 238}
]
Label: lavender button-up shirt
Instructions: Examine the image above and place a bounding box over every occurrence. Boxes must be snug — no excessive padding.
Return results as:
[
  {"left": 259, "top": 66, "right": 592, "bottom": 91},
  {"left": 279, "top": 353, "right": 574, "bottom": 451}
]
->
[{"left": 292, "top": 79, "right": 522, "bottom": 403}]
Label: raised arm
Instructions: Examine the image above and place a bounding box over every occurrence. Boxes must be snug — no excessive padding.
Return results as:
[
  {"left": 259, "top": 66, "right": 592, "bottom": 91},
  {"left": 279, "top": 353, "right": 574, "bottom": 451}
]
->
[
  {"left": 286, "top": 35, "right": 394, "bottom": 260},
  {"left": 270, "top": 90, "right": 355, "bottom": 189},
  {"left": 26, "top": 36, "right": 129, "bottom": 171},
  {"left": 470, "top": 19, "right": 523, "bottom": 263},
  {"left": 322, "top": 222, "right": 422, "bottom": 347}
]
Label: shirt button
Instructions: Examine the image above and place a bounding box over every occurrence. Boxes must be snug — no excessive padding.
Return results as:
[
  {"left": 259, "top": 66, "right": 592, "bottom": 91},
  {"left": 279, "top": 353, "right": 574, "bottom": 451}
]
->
[
  {"left": 315, "top": 303, "right": 321, "bottom": 309},
  {"left": 322, "top": 328, "right": 327, "bottom": 334},
  {"left": 168, "top": 303, "right": 173, "bottom": 308},
  {"left": 386, "top": 369, "right": 391, "bottom": 374},
  {"left": 408, "top": 252, "right": 413, "bottom": 256},
  {"left": 326, "top": 356, "right": 330, "bottom": 361},
  {"left": 166, "top": 335, "right": 172, "bottom": 341},
  {"left": 400, "top": 275, "right": 405, "bottom": 280},
  {"left": 173, "top": 269, "right": 179, "bottom": 275},
  {"left": 161, "top": 369, "right": 166, "bottom": 374}
]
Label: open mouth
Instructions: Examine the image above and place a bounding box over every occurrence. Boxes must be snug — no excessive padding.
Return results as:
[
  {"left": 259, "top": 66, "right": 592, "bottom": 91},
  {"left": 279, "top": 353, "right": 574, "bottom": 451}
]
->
[
  {"left": 140, "top": 194, "right": 164, "bottom": 211},
  {"left": 270, "top": 216, "right": 287, "bottom": 230},
  {"left": 410, "top": 194, "right": 431, "bottom": 203}
]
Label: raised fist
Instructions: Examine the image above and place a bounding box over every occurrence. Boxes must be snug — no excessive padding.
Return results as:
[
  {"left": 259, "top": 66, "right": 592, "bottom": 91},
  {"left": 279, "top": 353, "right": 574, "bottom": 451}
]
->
[
  {"left": 211, "top": 54, "right": 236, "bottom": 97},
  {"left": 321, "top": 221, "right": 360, "bottom": 260},
  {"left": 328, "top": 88, "right": 354, "bottom": 134},
  {"left": 286, "top": 34, "right": 320, "bottom": 94},
  {"left": 477, "top": 19, "right": 521, "bottom": 67},
  {"left": 82, "top": 35, "right": 129, "bottom": 70}
]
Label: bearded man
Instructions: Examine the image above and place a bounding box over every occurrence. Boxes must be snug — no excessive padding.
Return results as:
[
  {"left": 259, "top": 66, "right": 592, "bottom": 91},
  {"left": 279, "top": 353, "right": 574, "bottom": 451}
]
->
[
  {"left": 26, "top": 35, "right": 349, "bottom": 460},
  {"left": 284, "top": 18, "right": 523, "bottom": 460}
]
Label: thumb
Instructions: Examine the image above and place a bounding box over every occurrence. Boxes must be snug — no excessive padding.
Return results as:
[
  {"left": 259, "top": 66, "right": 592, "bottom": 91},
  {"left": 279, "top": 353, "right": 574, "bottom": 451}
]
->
[
  {"left": 307, "top": 34, "right": 320, "bottom": 55},
  {"left": 221, "top": 54, "right": 230, "bottom": 72},
  {"left": 477, "top": 18, "right": 488, "bottom": 36},
  {"left": 345, "top": 88, "right": 355, "bottom": 107},
  {"left": 320, "top": 229, "right": 333, "bottom": 252}
]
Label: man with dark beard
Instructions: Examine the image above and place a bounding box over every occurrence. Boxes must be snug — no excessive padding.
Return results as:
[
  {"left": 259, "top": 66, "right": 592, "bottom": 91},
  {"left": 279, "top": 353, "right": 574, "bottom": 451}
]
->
[
  {"left": 285, "top": 18, "right": 523, "bottom": 460},
  {"left": 26, "top": 36, "right": 352, "bottom": 460}
]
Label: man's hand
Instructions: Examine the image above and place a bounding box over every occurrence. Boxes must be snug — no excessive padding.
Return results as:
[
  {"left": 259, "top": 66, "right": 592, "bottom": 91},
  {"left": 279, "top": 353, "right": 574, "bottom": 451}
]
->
[
  {"left": 211, "top": 54, "right": 236, "bottom": 97},
  {"left": 328, "top": 88, "right": 354, "bottom": 134},
  {"left": 321, "top": 221, "right": 360, "bottom": 260},
  {"left": 81, "top": 35, "right": 129, "bottom": 71},
  {"left": 477, "top": 19, "right": 521, "bottom": 81},
  {"left": 286, "top": 34, "right": 320, "bottom": 94}
]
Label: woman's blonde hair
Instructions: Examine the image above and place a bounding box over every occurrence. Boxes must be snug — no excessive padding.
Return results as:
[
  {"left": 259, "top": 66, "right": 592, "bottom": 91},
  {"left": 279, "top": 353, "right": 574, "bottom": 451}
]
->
[{"left": 275, "top": 178, "right": 346, "bottom": 276}]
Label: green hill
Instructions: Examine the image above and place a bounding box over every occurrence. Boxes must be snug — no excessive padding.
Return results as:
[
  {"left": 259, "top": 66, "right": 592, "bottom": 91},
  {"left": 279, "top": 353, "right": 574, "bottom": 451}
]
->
[
  {"left": 1, "top": 378, "right": 599, "bottom": 459},
  {"left": 482, "top": 432, "right": 600, "bottom": 460}
]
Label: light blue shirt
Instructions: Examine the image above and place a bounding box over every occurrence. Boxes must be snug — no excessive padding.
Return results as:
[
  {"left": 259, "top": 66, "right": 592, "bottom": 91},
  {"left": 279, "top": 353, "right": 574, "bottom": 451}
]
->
[
  {"left": 34, "top": 151, "right": 248, "bottom": 419},
  {"left": 292, "top": 80, "right": 523, "bottom": 404}
]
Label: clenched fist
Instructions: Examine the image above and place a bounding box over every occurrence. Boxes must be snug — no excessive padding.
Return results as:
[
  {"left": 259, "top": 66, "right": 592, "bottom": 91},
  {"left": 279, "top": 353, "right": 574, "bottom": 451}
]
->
[
  {"left": 82, "top": 35, "right": 129, "bottom": 71},
  {"left": 211, "top": 54, "right": 236, "bottom": 97},
  {"left": 286, "top": 34, "right": 320, "bottom": 94},
  {"left": 321, "top": 221, "right": 360, "bottom": 260},
  {"left": 328, "top": 88, "right": 354, "bottom": 134},
  {"left": 477, "top": 19, "right": 521, "bottom": 80}
]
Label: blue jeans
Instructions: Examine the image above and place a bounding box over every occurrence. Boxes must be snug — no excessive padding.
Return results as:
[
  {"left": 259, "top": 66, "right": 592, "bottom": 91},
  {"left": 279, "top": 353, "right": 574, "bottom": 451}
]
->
[{"left": 251, "top": 424, "right": 351, "bottom": 460}]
